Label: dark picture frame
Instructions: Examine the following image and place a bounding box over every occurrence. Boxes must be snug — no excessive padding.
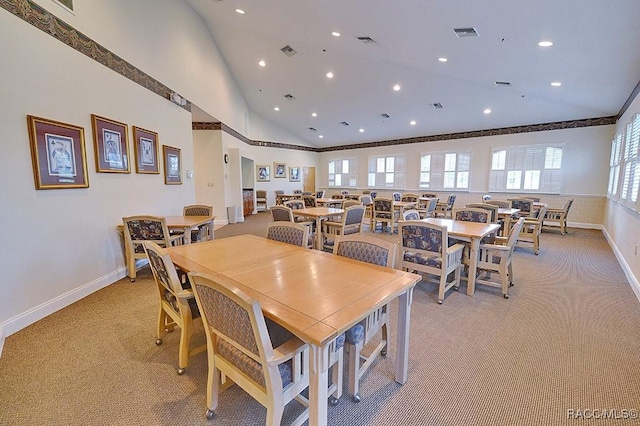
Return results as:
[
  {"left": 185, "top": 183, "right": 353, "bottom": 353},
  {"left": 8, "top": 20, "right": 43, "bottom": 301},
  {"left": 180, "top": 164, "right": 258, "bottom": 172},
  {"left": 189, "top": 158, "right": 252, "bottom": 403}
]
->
[
  {"left": 27, "top": 115, "right": 89, "bottom": 190},
  {"left": 257, "top": 164, "right": 270, "bottom": 182},
  {"left": 289, "top": 166, "right": 301, "bottom": 182},
  {"left": 133, "top": 126, "right": 159, "bottom": 174},
  {"left": 91, "top": 114, "right": 130, "bottom": 173},
  {"left": 163, "top": 145, "right": 182, "bottom": 185},
  {"left": 274, "top": 162, "right": 287, "bottom": 178}
]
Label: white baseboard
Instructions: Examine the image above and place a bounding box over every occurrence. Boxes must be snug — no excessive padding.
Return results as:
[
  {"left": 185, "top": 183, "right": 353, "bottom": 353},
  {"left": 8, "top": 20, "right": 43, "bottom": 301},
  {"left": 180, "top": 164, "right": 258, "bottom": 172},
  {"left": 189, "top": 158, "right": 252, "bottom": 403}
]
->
[
  {"left": 602, "top": 228, "right": 640, "bottom": 303},
  {"left": 0, "top": 266, "right": 129, "bottom": 355}
]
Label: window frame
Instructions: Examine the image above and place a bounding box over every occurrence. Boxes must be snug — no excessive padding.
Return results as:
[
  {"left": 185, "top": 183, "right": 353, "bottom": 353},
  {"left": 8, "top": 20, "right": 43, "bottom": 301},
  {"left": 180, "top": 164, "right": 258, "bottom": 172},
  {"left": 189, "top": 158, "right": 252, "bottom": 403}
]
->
[
  {"left": 327, "top": 158, "right": 358, "bottom": 188},
  {"left": 367, "top": 155, "right": 406, "bottom": 189},
  {"left": 419, "top": 151, "right": 470, "bottom": 191}
]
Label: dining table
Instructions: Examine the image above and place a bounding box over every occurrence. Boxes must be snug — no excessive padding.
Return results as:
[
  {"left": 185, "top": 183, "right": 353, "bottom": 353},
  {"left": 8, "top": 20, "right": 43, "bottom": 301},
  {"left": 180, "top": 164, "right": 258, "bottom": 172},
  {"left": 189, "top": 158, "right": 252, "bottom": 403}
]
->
[
  {"left": 117, "top": 215, "right": 216, "bottom": 244},
  {"left": 496, "top": 208, "right": 520, "bottom": 236},
  {"left": 316, "top": 197, "right": 345, "bottom": 207},
  {"left": 292, "top": 206, "right": 345, "bottom": 249},
  {"left": 421, "top": 218, "right": 501, "bottom": 296},
  {"left": 167, "top": 235, "right": 421, "bottom": 426}
]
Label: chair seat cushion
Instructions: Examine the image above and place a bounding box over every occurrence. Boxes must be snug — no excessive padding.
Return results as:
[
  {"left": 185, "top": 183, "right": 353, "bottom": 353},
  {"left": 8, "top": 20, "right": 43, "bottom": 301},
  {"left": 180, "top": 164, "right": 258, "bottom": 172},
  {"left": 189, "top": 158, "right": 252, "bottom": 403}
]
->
[
  {"left": 345, "top": 323, "right": 365, "bottom": 345},
  {"left": 403, "top": 251, "right": 442, "bottom": 268}
]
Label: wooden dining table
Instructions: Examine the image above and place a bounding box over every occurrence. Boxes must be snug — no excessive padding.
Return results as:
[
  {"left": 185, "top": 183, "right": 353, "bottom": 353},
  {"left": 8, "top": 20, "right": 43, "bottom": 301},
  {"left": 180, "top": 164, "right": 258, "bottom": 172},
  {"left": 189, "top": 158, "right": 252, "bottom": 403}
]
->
[
  {"left": 316, "top": 197, "right": 345, "bottom": 207},
  {"left": 421, "top": 218, "right": 500, "bottom": 296},
  {"left": 117, "top": 215, "right": 216, "bottom": 244},
  {"left": 497, "top": 208, "right": 520, "bottom": 236},
  {"left": 292, "top": 206, "right": 345, "bottom": 249},
  {"left": 167, "top": 235, "right": 421, "bottom": 426}
]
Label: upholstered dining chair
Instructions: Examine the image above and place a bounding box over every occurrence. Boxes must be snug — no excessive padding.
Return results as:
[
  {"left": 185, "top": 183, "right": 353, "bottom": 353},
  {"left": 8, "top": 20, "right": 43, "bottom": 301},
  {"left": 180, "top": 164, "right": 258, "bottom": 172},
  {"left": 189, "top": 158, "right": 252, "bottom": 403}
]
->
[
  {"left": 144, "top": 241, "right": 206, "bottom": 375},
  {"left": 416, "top": 198, "right": 438, "bottom": 219},
  {"left": 475, "top": 217, "right": 525, "bottom": 299},
  {"left": 509, "top": 197, "right": 533, "bottom": 218},
  {"left": 122, "top": 215, "right": 183, "bottom": 281},
  {"left": 392, "top": 192, "right": 402, "bottom": 201},
  {"left": 316, "top": 190, "right": 325, "bottom": 199},
  {"left": 421, "top": 193, "right": 438, "bottom": 200},
  {"left": 267, "top": 222, "right": 310, "bottom": 248},
  {"left": 189, "top": 271, "right": 311, "bottom": 424},
  {"left": 399, "top": 220, "right": 465, "bottom": 304},
  {"left": 453, "top": 207, "right": 494, "bottom": 263},
  {"left": 401, "top": 209, "right": 421, "bottom": 221},
  {"left": 256, "top": 190, "right": 268, "bottom": 212},
  {"left": 517, "top": 205, "right": 548, "bottom": 255},
  {"left": 360, "top": 195, "right": 373, "bottom": 226},
  {"left": 183, "top": 204, "right": 213, "bottom": 243},
  {"left": 322, "top": 205, "right": 366, "bottom": 251},
  {"left": 341, "top": 190, "right": 350, "bottom": 195},
  {"left": 482, "top": 194, "right": 492, "bottom": 202},
  {"left": 486, "top": 199, "right": 511, "bottom": 209},
  {"left": 270, "top": 205, "right": 314, "bottom": 248},
  {"left": 435, "top": 194, "right": 456, "bottom": 218},
  {"left": 465, "top": 203, "right": 499, "bottom": 223},
  {"left": 371, "top": 197, "right": 399, "bottom": 234},
  {"left": 401, "top": 193, "right": 419, "bottom": 203},
  {"left": 332, "top": 234, "right": 397, "bottom": 403},
  {"left": 543, "top": 199, "right": 574, "bottom": 235},
  {"left": 303, "top": 195, "right": 316, "bottom": 207},
  {"left": 342, "top": 199, "right": 362, "bottom": 209}
]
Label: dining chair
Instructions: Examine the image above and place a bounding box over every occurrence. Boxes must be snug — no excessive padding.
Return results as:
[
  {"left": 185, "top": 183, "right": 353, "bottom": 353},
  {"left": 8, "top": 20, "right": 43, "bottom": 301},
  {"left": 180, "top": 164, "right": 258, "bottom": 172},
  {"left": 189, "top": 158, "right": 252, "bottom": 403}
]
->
[
  {"left": 399, "top": 220, "right": 465, "bottom": 304},
  {"left": 331, "top": 194, "right": 345, "bottom": 199},
  {"left": 322, "top": 205, "right": 366, "bottom": 251},
  {"left": 303, "top": 194, "right": 317, "bottom": 207},
  {"left": 453, "top": 207, "right": 494, "bottom": 264},
  {"left": 256, "top": 190, "right": 268, "bottom": 212},
  {"left": 416, "top": 198, "right": 438, "bottom": 219},
  {"left": 401, "top": 209, "right": 421, "bottom": 221},
  {"left": 274, "top": 189, "right": 285, "bottom": 205},
  {"left": 369, "top": 191, "right": 377, "bottom": 199},
  {"left": 486, "top": 199, "right": 511, "bottom": 209},
  {"left": 122, "top": 215, "right": 183, "bottom": 281},
  {"left": 482, "top": 194, "right": 492, "bottom": 202},
  {"left": 421, "top": 193, "right": 438, "bottom": 199},
  {"left": 466, "top": 202, "right": 503, "bottom": 236},
  {"left": 183, "top": 204, "right": 213, "bottom": 243},
  {"left": 189, "top": 271, "right": 311, "bottom": 424},
  {"left": 401, "top": 193, "right": 419, "bottom": 203},
  {"left": 267, "top": 222, "right": 311, "bottom": 248},
  {"left": 271, "top": 205, "right": 314, "bottom": 248},
  {"left": 392, "top": 192, "right": 402, "bottom": 201},
  {"left": 332, "top": 234, "right": 397, "bottom": 403},
  {"left": 341, "top": 190, "right": 350, "bottom": 195},
  {"left": 143, "top": 241, "right": 206, "bottom": 375},
  {"left": 371, "top": 197, "right": 399, "bottom": 234},
  {"left": 316, "top": 190, "right": 325, "bottom": 199},
  {"left": 517, "top": 205, "right": 548, "bottom": 255},
  {"left": 293, "top": 189, "right": 303, "bottom": 195},
  {"left": 509, "top": 197, "right": 533, "bottom": 217},
  {"left": 475, "top": 217, "right": 526, "bottom": 299},
  {"left": 543, "top": 199, "right": 574, "bottom": 235},
  {"left": 435, "top": 194, "right": 456, "bottom": 218},
  {"left": 343, "top": 199, "right": 362, "bottom": 209},
  {"left": 360, "top": 195, "right": 373, "bottom": 227}
]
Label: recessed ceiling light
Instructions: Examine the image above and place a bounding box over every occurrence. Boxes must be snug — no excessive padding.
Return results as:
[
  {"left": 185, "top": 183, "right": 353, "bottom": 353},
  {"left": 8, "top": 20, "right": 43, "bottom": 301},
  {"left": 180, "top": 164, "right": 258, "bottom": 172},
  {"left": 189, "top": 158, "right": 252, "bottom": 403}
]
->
[
  {"left": 538, "top": 40, "right": 553, "bottom": 47},
  {"left": 274, "top": 106, "right": 280, "bottom": 111},
  {"left": 312, "top": 112, "right": 317, "bottom": 117},
  {"left": 359, "top": 128, "right": 365, "bottom": 133},
  {"left": 258, "top": 60, "right": 266, "bottom": 67},
  {"left": 326, "top": 72, "right": 334, "bottom": 79},
  {"left": 438, "top": 57, "right": 448, "bottom": 62},
  {"left": 319, "top": 135, "right": 324, "bottom": 139},
  {"left": 393, "top": 84, "right": 401, "bottom": 91},
  {"left": 410, "top": 120, "right": 416, "bottom": 126},
  {"left": 551, "top": 81, "right": 562, "bottom": 87},
  {"left": 331, "top": 31, "right": 341, "bottom": 37},
  {"left": 235, "top": 9, "right": 245, "bottom": 14},
  {"left": 483, "top": 108, "right": 492, "bottom": 114}
]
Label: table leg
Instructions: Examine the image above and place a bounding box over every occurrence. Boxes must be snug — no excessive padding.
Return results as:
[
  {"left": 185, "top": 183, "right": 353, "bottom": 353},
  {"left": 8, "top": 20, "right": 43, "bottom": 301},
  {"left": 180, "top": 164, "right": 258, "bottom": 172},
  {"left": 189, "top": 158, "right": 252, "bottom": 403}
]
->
[
  {"left": 309, "top": 343, "right": 330, "bottom": 426},
  {"left": 395, "top": 288, "right": 413, "bottom": 384},
  {"left": 182, "top": 226, "right": 192, "bottom": 245},
  {"left": 466, "top": 237, "right": 480, "bottom": 296},
  {"left": 315, "top": 217, "right": 324, "bottom": 250}
]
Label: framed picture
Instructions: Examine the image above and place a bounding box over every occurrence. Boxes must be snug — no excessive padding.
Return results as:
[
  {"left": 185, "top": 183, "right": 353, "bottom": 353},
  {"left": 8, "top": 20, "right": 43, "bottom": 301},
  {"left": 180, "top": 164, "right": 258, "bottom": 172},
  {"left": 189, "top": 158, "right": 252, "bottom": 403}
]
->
[
  {"left": 27, "top": 115, "right": 89, "bottom": 190},
  {"left": 91, "top": 114, "right": 130, "bottom": 173},
  {"left": 274, "top": 162, "right": 287, "bottom": 178},
  {"left": 133, "top": 126, "right": 159, "bottom": 174},
  {"left": 289, "top": 166, "right": 301, "bottom": 182},
  {"left": 257, "top": 164, "right": 270, "bottom": 182},
  {"left": 163, "top": 145, "right": 182, "bottom": 185}
]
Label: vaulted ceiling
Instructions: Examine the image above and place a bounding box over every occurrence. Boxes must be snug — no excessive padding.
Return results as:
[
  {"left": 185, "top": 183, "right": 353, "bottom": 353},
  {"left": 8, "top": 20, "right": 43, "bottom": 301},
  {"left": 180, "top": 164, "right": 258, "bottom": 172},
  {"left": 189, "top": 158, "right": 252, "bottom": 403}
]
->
[{"left": 185, "top": 0, "right": 640, "bottom": 148}]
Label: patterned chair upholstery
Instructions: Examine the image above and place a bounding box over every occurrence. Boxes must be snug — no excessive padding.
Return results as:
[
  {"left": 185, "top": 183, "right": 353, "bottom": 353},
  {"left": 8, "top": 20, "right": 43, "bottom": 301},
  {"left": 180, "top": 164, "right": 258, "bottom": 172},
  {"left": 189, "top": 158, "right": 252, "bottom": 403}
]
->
[
  {"left": 543, "top": 199, "right": 573, "bottom": 235},
  {"left": 467, "top": 202, "right": 502, "bottom": 236},
  {"left": 122, "top": 215, "right": 183, "bottom": 281},
  {"left": 475, "top": 218, "right": 525, "bottom": 299},
  {"left": 454, "top": 207, "right": 495, "bottom": 260},
  {"left": 144, "top": 241, "right": 205, "bottom": 375},
  {"left": 517, "top": 205, "right": 548, "bottom": 255},
  {"left": 267, "top": 222, "right": 310, "bottom": 248},
  {"left": 183, "top": 204, "right": 213, "bottom": 243},
  {"left": 486, "top": 199, "right": 511, "bottom": 209},
  {"left": 293, "top": 189, "right": 303, "bottom": 195},
  {"left": 421, "top": 193, "right": 438, "bottom": 199},
  {"left": 316, "top": 190, "right": 325, "bottom": 198},
  {"left": 341, "top": 190, "right": 350, "bottom": 195},
  {"left": 369, "top": 191, "right": 377, "bottom": 199},
  {"left": 392, "top": 192, "right": 402, "bottom": 201},
  {"left": 303, "top": 195, "right": 316, "bottom": 207},
  {"left": 332, "top": 194, "right": 345, "bottom": 199},
  {"left": 482, "top": 194, "right": 492, "bottom": 202},
  {"left": 372, "top": 197, "right": 399, "bottom": 233},
  {"left": 435, "top": 194, "right": 456, "bottom": 218},
  {"left": 343, "top": 199, "right": 362, "bottom": 209},
  {"left": 401, "top": 193, "right": 419, "bottom": 203},
  {"left": 189, "top": 272, "right": 310, "bottom": 424},
  {"left": 322, "top": 205, "right": 366, "bottom": 251},
  {"left": 332, "top": 234, "right": 397, "bottom": 402},
  {"left": 402, "top": 209, "right": 421, "bottom": 221},
  {"left": 270, "top": 205, "right": 313, "bottom": 248},
  {"left": 509, "top": 197, "right": 533, "bottom": 217},
  {"left": 399, "top": 220, "right": 464, "bottom": 304}
]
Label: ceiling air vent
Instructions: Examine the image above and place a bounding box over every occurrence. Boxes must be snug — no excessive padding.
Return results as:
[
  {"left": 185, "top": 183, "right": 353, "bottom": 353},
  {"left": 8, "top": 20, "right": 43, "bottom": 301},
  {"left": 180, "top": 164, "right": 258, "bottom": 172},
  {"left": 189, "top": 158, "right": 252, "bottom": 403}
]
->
[
  {"left": 280, "top": 45, "right": 297, "bottom": 57},
  {"left": 494, "top": 81, "right": 511, "bottom": 86},
  {"left": 308, "top": 127, "right": 317, "bottom": 133},
  {"left": 432, "top": 103, "right": 443, "bottom": 109},
  {"left": 381, "top": 113, "right": 390, "bottom": 119},
  {"left": 284, "top": 94, "right": 296, "bottom": 100},
  {"left": 453, "top": 27, "right": 479, "bottom": 38},
  {"left": 356, "top": 36, "right": 376, "bottom": 44},
  {"left": 340, "top": 121, "right": 350, "bottom": 126}
]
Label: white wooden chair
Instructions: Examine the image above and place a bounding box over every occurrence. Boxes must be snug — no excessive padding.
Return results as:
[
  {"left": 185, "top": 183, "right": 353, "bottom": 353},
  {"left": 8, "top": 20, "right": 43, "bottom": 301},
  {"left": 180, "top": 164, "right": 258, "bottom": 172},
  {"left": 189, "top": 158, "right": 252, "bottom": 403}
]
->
[
  {"left": 183, "top": 204, "right": 214, "bottom": 242},
  {"left": 543, "top": 199, "right": 574, "bottom": 235},
  {"left": 517, "top": 205, "right": 548, "bottom": 255}
]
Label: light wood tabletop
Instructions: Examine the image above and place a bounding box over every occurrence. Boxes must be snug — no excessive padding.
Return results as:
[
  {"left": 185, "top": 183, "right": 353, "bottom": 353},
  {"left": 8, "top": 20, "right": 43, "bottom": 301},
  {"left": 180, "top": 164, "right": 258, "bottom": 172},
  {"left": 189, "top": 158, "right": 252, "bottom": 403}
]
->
[
  {"left": 117, "top": 215, "right": 215, "bottom": 244},
  {"left": 292, "top": 206, "right": 345, "bottom": 249},
  {"left": 422, "top": 218, "right": 501, "bottom": 296},
  {"left": 167, "top": 235, "right": 420, "bottom": 426}
]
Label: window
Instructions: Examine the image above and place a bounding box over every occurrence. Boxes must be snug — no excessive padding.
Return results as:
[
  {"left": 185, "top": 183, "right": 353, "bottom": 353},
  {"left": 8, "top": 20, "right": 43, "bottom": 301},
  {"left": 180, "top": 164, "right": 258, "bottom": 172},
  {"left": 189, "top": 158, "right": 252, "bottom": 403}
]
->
[
  {"left": 620, "top": 114, "right": 640, "bottom": 207},
  {"left": 420, "top": 151, "right": 470, "bottom": 190},
  {"left": 608, "top": 132, "right": 623, "bottom": 198},
  {"left": 328, "top": 159, "right": 357, "bottom": 188},
  {"left": 489, "top": 144, "right": 563, "bottom": 193},
  {"left": 368, "top": 155, "right": 405, "bottom": 188}
]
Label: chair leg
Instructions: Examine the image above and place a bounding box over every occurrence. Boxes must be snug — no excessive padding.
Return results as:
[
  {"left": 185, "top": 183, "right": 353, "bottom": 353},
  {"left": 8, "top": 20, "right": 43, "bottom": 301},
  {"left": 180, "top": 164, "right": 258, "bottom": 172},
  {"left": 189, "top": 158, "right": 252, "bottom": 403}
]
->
[
  {"left": 266, "top": 405, "right": 284, "bottom": 426},
  {"left": 178, "top": 319, "right": 192, "bottom": 375},
  {"left": 330, "top": 348, "right": 343, "bottom": 403},
  {"left": 438, "top": 273, "right": 447, "bottom": 304},
  {"left": 156, "top": 308, "right": 167, "bottom": 344},
  {"left": 347, "top": 340, "right": 364, "bottom": 402}
]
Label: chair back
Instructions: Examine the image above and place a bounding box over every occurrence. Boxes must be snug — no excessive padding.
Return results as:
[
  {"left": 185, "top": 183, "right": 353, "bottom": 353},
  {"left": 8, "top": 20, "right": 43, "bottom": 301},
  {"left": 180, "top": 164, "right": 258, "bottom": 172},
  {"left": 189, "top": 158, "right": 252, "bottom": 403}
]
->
[
  {"left": 343, "top": 199, "right": 362, "bottom": 209},
  {"left": 369, "top": 191, "right": 377, "bottom": 199},
  {"left": 270, "top": 205, "right": 293, "bottom": 222},
  {"left": 454, "top": 207, "right": 491, "bottom": 223},
  {"left": 482, "top": 194, "right": 492, "bottom": 202},
  {"left": 267, "top": 222, "right": 309, "bottom": 247},
  {"left": 333, "top": 234, "right": 397, "bottom": 268},
  {"left": 256, "top": 190, "right": 267, "bottom": 199},
  {"left": 342, "top": 205, "right": 366, "bottom": 233},
  {"left": 466, "top": 203, "right": 498, "bottom": 222},
  {"left": 183, "top": 204, "right": 213, "bottom": 216},
  {"left": 506, "top": 217, "right": 526, "bottom": 251},
  {"left": 425, "top": 198, "right": 438, "bottom": 216},
  {"left": 316, "top": 190, "right": 325, "bottom": 198},
  {"left": 421, "top": 193, "right": 437, "bottom": 199},
  {"left": 341, "top": 190, "right": 350, "bottom": 195},
  {"left": 373, "top": 197, "right": 394, "bottom": 216},
  {"left": 402, "top": 209, "right": 421, "bottom": 221},
  {"left": 303, "top": 195, "right": 316, "bottom": 207},
  {"left": 509, "top": 197, "right": 533, "bottom": 216},
  {"left": 123, "top": 215, "right": 173, "bottom": 254},
  {"left": 486, "top": 199, "right": 511, "bottom": 209},
  {"left": 564, "top": 199, "right": 574, "bottom": 214},
  {"left": 526, "top": 196, "right": 541, "bottom": 202},
  {"left": 392, "top": 192, "right": 402, "bottom": 201},
  {"left": 399, "top": 220, "right": 448, "bottom": 270},
  {"left": 332, "top": 194, "right": 344, "bottom": 199},
  {"left": 360, "top": 195, "right": 372, "bottom": 206},
  {"left": 293, "top": 189, "right": 303, "bottom": 195},
  {"left": 274, "top": 190, "right": 284, "bottom": 195},
  {"left": 401, "top": 193, "right": 419, "bottom": 203},
  {"left": 362, "top": 190, "right": 371, "bottom": 194},
  {"left": 447, "top": 194, "right": 457, "bottom": 208},
  {"left": 284, "top": 199, "right": 305, "bottom": 211}
]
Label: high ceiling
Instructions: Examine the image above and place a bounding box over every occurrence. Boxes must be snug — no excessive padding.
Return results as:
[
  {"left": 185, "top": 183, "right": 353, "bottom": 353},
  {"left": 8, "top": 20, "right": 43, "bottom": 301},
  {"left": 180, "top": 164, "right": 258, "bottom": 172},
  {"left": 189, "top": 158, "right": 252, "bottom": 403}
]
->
[{"left": 184, "top": 0, "right": 640, "bottom": 148}]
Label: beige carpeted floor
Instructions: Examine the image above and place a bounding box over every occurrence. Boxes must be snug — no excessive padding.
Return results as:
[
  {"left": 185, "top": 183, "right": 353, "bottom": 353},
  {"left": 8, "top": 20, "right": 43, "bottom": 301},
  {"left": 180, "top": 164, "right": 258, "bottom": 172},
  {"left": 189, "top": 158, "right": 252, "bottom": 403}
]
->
[{"left": 1, "top": 212, "right": 640, "bottom": 425}]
